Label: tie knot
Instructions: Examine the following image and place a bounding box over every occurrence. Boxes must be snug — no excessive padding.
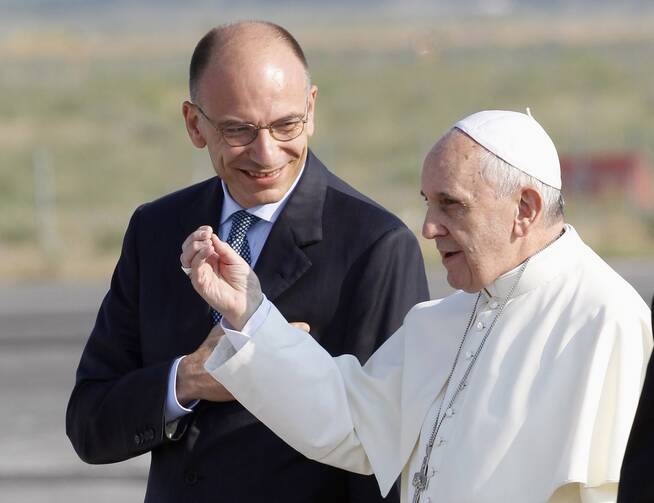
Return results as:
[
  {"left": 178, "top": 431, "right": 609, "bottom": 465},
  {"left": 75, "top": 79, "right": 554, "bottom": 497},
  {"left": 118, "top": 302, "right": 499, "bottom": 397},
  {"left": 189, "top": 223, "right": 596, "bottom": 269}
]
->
[
  {"left": 211, "top": 209, "right": 259, "bottom": 326},
  {"left": 231, "top": 210, "right": 260, "bottom": 231}
]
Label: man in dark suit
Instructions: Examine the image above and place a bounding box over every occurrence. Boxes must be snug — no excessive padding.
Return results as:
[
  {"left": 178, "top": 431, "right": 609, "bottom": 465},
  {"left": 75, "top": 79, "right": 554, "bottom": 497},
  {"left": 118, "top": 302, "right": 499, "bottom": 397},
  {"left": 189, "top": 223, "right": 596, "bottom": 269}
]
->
[
  {"left": 66, "top": 21, "right": 429, "bottom": 502},
  {"left": 618, "top": 294, "right": 654, "bottom": 503}
]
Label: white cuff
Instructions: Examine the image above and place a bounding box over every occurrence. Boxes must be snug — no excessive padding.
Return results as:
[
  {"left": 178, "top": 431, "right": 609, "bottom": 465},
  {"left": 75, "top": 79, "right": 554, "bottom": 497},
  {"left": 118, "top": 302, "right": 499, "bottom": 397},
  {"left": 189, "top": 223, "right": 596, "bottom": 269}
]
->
[
  {"left": 204, "top": 296, "right": 272, "bottom": 372},
  {"left": 219, "top": 295, "right": 272, "bottom": 351},
  {"left": 164, "top": 356, "right": 198, "bottom": 423}
]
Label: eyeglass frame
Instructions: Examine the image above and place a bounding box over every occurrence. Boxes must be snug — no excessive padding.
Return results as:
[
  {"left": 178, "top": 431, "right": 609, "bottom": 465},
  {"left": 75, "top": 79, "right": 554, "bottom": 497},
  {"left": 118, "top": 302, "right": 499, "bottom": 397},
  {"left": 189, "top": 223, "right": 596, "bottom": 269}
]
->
[{"left": 191, "top": 98, "right": 310, "bottom": 147}]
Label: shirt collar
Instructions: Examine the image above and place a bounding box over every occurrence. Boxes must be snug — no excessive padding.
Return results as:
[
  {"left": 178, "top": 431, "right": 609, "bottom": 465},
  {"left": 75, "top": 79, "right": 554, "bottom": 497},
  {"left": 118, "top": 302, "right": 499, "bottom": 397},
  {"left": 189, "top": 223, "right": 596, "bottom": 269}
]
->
[
  {"left": 220, "top": 161, "right": 306, "bottom": 225},
  {"left": 482, "top": 224, "right": 578, "bottom": 301}
]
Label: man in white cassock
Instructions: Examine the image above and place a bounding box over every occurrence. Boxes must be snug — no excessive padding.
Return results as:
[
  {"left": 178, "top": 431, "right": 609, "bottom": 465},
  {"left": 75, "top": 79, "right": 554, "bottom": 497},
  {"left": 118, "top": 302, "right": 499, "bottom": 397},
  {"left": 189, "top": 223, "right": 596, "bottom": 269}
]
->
[{"left": 180, "top": 110, "right": 653, "bottom": 503}]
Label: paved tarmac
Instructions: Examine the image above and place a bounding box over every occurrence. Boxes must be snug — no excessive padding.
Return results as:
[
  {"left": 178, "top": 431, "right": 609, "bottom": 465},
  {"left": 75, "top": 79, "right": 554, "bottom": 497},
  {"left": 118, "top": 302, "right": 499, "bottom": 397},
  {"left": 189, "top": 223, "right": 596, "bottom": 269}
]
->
[
  {"left": 0, "top": 261, "right": 651, "bottom": 502},
  {"left": 0, "top": 283, "right": 149, "bottom": 502}
]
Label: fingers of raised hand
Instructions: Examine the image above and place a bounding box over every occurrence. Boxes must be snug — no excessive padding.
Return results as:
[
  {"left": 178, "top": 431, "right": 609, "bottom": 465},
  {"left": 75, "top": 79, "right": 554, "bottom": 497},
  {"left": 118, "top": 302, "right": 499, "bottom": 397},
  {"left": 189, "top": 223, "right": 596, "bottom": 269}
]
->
[
  {"left": 181, "top": 225, "right": 213, "bottom": 248},
  {"left": 190, "top": 242, "right": 215, "bottom": 264},
  {"left": 180, "top": 226, "right": 215, "bottom": 268},
  {"left": 180, "top": 245, "right": 210, "bottom": 273}
]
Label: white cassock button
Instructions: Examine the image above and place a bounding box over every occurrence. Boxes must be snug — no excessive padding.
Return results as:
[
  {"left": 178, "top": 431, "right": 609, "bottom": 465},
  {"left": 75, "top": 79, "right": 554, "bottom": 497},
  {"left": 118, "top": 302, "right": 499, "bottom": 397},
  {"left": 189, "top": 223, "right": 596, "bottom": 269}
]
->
[
  {"left": 437, "top": 437, "right": 446, "bottom": 446},
  {"left": 465, "top": 350, "right": 474, "bottom": 360},
  {"left": 476, "top": 321, "right": 485, "bottom": 330},
  {"left": 445, "top": 407, "right": 454, "bottom": 417},
  {"left": 489, "top": 299, "right": 499, "bottom": 309}
]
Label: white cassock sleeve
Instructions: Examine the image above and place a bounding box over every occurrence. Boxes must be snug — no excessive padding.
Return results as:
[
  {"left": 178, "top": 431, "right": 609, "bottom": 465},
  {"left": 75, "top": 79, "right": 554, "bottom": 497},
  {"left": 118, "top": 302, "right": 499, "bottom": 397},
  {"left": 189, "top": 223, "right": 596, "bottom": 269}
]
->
[{"left": 204, "top": 302, "right": 407, "bottom": 497}]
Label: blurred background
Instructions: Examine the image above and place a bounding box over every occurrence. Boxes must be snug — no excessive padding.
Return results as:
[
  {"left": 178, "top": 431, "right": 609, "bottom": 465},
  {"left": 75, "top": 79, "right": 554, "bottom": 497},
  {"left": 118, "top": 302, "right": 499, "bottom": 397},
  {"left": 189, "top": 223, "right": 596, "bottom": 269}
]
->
[{"left": 1, "top": 0, "right": 653, "bottom": 501}]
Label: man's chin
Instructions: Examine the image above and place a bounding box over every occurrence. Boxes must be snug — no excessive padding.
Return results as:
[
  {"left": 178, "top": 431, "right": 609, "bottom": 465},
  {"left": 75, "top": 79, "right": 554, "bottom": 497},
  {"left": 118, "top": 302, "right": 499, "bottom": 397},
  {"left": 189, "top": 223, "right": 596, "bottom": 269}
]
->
[
  {"left": 445, "top": 272, "right": 477, "bottom": 293},
  {"left": 247, "top": 187, "right": 288, "bottom": 206},
  {"left": 226, "top": 182, "right": 288, "bottom": 208}
]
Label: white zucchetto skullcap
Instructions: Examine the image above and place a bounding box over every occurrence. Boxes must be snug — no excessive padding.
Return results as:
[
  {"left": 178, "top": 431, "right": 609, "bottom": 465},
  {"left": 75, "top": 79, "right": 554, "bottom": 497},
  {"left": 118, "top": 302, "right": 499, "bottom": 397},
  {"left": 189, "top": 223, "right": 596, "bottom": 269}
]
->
[{"left": 453, "top": 110, "right": 561, "bottom": 190}]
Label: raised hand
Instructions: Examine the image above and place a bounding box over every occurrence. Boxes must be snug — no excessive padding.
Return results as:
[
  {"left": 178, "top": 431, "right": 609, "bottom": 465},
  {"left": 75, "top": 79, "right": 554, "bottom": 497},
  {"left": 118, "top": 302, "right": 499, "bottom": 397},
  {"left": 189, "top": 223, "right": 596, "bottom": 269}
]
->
[{"left": 180, "top": 226, "right": 263, "bottom": 329}]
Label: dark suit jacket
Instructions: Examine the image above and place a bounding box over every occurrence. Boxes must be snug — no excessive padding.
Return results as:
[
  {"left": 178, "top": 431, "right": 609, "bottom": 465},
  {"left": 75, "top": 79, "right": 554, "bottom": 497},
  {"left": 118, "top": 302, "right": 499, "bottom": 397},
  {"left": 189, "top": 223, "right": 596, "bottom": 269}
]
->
[
  {"left": 618, "top": 294, "right": 654, "bottom": 503},
  {"left": 66, "top": 151, "right": 429, "bottom": 502}
]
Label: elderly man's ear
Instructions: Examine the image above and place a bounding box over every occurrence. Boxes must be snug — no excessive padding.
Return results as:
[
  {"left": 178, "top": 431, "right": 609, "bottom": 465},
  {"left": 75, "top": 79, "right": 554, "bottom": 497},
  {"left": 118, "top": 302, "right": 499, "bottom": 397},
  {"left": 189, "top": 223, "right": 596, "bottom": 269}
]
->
[{"left": 513, "top": 187, "right": 543, "bottom": 238}]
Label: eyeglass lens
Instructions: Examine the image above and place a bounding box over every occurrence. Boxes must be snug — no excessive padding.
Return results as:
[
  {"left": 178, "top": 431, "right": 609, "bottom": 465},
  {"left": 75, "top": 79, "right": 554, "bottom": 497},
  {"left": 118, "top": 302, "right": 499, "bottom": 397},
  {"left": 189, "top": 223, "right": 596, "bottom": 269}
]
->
[{"left": 222, "top": 120, "right": 305, "bottom": 147}]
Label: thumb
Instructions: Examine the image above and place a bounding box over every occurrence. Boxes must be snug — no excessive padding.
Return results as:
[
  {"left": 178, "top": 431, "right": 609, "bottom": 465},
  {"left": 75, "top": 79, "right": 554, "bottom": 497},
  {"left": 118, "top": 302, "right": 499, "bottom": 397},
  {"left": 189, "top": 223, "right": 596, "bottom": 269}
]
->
[{"left": 211, "top": 235, "right": 248, "bottom": 266}]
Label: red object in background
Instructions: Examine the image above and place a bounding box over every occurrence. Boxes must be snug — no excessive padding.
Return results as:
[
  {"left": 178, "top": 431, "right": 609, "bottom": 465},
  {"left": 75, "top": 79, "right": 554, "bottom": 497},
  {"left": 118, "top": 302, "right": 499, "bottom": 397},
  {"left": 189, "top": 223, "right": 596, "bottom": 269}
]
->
[{"left": 560, "top": 152, "right": 654, "bottom": 208}]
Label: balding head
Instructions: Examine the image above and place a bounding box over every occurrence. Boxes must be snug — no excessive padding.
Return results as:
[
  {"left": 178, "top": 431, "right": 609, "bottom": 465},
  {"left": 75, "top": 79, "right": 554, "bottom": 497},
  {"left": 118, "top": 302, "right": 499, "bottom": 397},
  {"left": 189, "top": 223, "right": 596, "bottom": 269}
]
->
[
  {"left": 189, "top": 21, "right": 310, "bottom": 103},
  {"left": 181, "top": 21, "right": 317, "bottom": 209}
]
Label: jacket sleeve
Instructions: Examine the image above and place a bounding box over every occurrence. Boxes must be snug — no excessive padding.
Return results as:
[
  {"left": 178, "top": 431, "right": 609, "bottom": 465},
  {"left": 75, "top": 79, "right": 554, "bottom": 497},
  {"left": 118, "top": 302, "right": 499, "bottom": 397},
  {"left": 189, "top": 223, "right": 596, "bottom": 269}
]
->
[
  {"left": 66, "top": 206, "right": 172, "bottom": 464},
  {"left": 619, "top": 357, "right": 654, "bottom": 502},
  {"left": 617, "top": 297, "right": 654, "bottom": 503}
]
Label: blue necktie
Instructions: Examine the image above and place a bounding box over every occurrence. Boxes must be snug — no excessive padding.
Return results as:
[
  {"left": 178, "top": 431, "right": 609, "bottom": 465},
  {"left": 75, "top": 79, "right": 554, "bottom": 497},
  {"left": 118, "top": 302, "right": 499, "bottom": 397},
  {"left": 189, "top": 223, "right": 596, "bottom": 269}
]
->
[{"left": 211, "top": 210, "right": 260, "bottom": 325}]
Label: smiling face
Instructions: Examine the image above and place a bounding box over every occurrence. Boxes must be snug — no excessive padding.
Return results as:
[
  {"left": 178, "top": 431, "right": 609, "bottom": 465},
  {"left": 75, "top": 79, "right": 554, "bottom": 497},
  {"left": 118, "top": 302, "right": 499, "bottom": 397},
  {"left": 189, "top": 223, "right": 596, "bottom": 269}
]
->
[
  {"left": 421, "top": 130, "right": 520, "bottom": 292},
  {"left": 183, "top": 38, "right": 316, "bottom": 208}
]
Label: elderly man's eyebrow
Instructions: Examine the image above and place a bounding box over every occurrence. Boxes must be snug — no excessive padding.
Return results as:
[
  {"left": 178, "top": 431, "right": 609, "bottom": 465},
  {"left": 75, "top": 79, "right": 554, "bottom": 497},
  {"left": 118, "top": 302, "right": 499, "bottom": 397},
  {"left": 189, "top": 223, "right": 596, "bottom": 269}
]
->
[
  {"left": 439, "top": 192, "right": 462, "bottom": 203},
  {"left": 421, "top": 190, "right": 465, "bottom": 205}
]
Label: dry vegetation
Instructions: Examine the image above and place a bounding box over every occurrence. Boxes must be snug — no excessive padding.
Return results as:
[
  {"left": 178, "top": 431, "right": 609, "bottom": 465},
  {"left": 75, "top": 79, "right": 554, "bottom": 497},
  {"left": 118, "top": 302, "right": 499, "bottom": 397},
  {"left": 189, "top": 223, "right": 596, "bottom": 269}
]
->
[{"left": 1, "top": 14, "right": 653, "bottom": 281}]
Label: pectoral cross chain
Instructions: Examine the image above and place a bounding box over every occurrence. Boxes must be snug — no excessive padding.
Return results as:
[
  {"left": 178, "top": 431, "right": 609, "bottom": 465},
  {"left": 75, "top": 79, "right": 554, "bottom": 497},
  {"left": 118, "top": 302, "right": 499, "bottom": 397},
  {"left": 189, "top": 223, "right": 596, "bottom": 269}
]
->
[{"left": 412, "top": 455, "right": 435, "bottom": 502}]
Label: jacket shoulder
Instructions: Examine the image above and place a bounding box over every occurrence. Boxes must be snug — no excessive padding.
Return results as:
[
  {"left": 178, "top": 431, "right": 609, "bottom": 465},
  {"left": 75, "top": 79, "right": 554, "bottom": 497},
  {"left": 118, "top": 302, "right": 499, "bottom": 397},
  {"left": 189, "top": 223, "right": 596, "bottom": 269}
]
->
[
  {"left": 136, "top": 178, "right": 217, "bottom": 216},
  {"left": 322, "top": 169, "right": 407, "bottom": 233}
]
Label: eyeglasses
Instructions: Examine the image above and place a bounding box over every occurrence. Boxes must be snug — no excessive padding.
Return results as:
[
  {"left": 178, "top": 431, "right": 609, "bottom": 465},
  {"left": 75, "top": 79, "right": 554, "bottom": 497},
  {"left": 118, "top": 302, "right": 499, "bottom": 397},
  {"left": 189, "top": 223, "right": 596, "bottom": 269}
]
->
[{"left": 193, "top": 100, "right": 309, "bottom": 147}]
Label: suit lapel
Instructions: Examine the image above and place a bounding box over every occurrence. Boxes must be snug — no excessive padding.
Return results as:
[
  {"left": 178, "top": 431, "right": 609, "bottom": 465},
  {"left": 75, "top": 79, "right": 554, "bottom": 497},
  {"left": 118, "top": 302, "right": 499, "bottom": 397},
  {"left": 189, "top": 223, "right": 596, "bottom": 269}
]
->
[
  {"left": 174, "top": 154, "right": 327, "bottom": 325},
  {"left": 178, "top": 178, "right": 224, "bottom": 236},
  {"left": 255, "top": 150, "right": 326, "bottom": 301}
]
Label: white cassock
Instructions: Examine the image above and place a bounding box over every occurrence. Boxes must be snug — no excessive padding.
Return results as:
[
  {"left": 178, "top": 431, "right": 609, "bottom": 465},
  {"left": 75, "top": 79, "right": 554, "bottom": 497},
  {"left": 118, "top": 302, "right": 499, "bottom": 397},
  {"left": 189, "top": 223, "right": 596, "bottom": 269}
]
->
[{"left": 205, "top": 225, "right": 652, "bottom": 503}]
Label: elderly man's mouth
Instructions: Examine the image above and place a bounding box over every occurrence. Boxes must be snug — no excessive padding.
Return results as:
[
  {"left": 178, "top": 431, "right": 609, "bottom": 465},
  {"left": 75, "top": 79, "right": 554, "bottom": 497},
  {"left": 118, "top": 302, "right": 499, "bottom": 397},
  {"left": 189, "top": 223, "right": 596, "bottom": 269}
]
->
[{"left": 441, "top": 250, "right": 463, "bottom": 263}]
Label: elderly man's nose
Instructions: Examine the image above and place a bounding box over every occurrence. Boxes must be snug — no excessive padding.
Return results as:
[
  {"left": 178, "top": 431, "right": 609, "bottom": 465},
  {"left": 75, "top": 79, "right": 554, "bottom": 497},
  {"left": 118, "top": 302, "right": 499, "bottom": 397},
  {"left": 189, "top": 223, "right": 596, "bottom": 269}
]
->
[
  {"left": 422, "top": 213, "right": 447, "bottom": 239},
  {"left": 422, "top": 220, "right": 434, "bottom": 239}
]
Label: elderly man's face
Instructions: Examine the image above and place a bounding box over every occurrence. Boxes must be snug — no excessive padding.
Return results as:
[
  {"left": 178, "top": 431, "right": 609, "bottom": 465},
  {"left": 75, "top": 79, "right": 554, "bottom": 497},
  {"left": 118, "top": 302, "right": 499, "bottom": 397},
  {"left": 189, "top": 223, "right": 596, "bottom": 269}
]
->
[
  {"left": 421, "top": 131, "right": 517, "bottom": 292},
  {"left": 189, "top": 46, "right": 316, "bottom": 208}
]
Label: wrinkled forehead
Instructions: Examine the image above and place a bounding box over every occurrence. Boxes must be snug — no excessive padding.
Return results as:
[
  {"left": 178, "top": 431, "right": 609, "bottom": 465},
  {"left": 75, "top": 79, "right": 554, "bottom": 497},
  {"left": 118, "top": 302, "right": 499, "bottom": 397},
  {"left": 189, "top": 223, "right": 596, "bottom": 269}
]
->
[
  {"left": 423, "top": 129, "right": 483, "bottom": 172},
  {"left": 420, "top": 129, "right": 497, "bottom": 197}
]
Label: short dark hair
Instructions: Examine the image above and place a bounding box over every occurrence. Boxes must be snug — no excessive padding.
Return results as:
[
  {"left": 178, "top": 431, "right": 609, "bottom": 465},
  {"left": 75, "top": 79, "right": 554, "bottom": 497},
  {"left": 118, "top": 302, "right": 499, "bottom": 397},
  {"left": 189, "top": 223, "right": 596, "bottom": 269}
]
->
[{"left": 189, "top": 21, "right": 310, "bottom": 103}]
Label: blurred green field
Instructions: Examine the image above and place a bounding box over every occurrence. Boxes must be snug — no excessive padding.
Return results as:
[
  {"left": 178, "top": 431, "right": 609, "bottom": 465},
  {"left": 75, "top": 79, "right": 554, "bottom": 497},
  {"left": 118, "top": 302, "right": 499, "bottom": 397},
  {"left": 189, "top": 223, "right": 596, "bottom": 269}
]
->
[{"left": 1, "top": 15, "right": 654, "bottom": 280}]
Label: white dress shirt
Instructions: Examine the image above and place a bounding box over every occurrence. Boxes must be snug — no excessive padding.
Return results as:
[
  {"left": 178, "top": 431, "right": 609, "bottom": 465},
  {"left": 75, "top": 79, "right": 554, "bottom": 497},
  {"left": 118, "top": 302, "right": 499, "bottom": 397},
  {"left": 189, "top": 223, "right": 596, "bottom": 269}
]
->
[{"left": 164, "top": 164, "right": 304, "bottom": 423}]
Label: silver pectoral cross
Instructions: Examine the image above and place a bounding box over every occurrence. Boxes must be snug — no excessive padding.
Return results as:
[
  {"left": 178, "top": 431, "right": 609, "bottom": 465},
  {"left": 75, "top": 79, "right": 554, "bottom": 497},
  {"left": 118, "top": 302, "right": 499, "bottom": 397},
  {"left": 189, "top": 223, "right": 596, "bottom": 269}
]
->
[
  {"left": 411, "top": 460, "right": 435, "bottom": 503},
  {"left": 412, "top": 470, "right": 429, "bottom": 491}
]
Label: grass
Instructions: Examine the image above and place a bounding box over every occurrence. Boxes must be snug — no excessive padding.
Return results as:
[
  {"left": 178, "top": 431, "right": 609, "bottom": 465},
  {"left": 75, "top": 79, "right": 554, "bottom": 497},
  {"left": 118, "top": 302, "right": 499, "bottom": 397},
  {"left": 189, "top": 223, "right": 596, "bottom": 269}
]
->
[{"left": 1, "top": 16, "right": 653, "bottom": 280}]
